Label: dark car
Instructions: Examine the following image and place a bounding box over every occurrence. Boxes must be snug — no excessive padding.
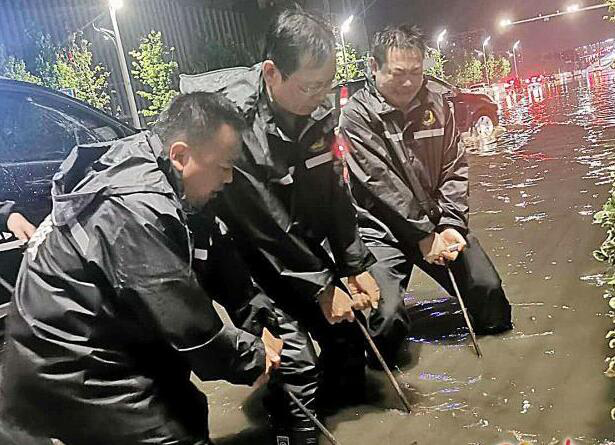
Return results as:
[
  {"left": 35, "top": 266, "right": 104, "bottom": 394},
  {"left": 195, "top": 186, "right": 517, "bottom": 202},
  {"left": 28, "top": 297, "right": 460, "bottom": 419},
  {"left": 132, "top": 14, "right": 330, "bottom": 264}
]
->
[
  {"left": 336, "top": 75, "right": 500, "bottom": 137},
  {"left": 0, "top": 78, "right": 136, "bottom": 309}
]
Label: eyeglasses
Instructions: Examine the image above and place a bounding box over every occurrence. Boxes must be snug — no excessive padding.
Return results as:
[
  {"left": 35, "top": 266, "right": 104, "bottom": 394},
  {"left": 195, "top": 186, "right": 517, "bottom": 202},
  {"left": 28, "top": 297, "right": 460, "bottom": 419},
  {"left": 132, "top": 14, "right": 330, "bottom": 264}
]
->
[{"left": 296, "top": 79, "right": 339, "bottom": 96}]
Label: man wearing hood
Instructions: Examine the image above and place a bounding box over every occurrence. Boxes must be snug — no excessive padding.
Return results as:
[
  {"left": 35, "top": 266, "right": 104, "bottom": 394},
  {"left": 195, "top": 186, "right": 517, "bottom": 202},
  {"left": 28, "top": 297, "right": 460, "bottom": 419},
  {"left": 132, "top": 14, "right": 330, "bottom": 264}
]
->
[
  {"left": 339, "top": 25, "right": 513, "bottom": 365},
  {"left": 0, "top": 92, "right": 282, "bottom": 445},
  {"left": 182, "top": 7, "right": 380, "bottom": 445}
]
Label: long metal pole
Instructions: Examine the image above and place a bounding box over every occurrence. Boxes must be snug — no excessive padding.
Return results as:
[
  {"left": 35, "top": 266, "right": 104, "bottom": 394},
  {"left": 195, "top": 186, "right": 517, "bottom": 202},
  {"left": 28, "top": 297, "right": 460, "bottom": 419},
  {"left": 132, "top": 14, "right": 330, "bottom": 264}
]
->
[
  {"left": 513, "top": 48, "right": 518, "bottom": 78},
  {"left": 483, "top": 43, "right": 489, "bottom": 85},
  {"left": 109, "top": 6, "right": 141, "bottom": 128},
  {"left": 447, "top": 268, "right": 482, "bottom": 358},
  {"left": 341, "top": 32, "right": 349, "bottom": 81},
  {"left": 285, "top": 388, "right": 339, "bottom": 445},
  {"left": 354, "top": 316, "right": 412, "bottom": 413}
]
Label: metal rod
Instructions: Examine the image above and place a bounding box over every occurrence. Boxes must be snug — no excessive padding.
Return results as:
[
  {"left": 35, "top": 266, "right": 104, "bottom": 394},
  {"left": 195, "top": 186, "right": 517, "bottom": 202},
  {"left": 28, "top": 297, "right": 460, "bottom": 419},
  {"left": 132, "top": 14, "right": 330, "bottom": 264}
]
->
[
  {"left": 0, "top": 276, "right": 15, "bottom": 295},
  {"left": 285, "top": 387, "right": 340, "bottom": 445},
  {"left": 109, "top": 6, "right": 141, "bottom": 128},
  {"left": 354, "top": 316, "right": 412, "bottom": 413},
  {"left": 447, "top": 268, "right": 482, "bottom": 358}
]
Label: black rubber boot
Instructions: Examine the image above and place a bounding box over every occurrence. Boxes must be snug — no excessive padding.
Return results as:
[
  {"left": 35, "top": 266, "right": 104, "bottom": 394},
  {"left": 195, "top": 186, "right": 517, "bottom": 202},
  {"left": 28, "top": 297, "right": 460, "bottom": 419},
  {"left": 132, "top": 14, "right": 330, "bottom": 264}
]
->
[{"left": 273, "top": 427, "right": 319, "bottom": 445}]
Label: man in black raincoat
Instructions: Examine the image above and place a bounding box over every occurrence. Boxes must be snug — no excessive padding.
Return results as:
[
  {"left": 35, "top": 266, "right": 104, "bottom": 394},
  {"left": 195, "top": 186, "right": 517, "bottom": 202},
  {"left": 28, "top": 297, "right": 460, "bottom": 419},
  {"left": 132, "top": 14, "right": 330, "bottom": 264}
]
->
[
  {"left": 0, "top": 92, "right": 282, "bottom": 445},
  {"left": 181, "top": 8, "right": 380, "bottom": 444},
  {"left": 0, "top": 201, "right": 36, "bottom": 241},
  {"left": 339, "top": 25, "right": 513, "bottom": 365}
]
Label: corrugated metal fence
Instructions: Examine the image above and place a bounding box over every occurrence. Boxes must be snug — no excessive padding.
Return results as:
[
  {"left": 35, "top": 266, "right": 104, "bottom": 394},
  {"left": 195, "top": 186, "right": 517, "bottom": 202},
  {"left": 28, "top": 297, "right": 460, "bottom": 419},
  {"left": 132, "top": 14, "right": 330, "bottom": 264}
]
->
[{"left": 0, "top": 0, "right": 261, "bottom": 125}]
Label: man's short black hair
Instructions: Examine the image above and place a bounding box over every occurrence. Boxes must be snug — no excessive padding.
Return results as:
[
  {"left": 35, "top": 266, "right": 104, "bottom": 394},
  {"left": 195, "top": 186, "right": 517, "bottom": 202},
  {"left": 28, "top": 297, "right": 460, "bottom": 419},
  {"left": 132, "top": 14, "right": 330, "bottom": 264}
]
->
[
  {"left": 264, "top": 6, "right": 335, "bottom": 78},
  {"left": 153, "top": 92, "right": 245, "bottom": 149},
  {"left": 372, "top": 25, "right": 426, "bottom": 66}
]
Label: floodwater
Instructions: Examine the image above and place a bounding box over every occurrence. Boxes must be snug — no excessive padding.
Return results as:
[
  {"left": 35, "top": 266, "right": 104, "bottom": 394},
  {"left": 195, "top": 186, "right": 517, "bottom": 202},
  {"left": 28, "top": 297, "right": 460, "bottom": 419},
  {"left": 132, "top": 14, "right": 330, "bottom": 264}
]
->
[{"left": 200, "top": 72, "right": 615, "bottom": 445}]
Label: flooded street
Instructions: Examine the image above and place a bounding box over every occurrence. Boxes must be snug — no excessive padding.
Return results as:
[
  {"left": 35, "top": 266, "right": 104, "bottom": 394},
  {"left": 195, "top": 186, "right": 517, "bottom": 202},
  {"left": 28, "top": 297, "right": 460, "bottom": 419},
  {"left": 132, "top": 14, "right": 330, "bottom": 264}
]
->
[{"left": 201, "top": 73, "right": 615, "bottom": 445}]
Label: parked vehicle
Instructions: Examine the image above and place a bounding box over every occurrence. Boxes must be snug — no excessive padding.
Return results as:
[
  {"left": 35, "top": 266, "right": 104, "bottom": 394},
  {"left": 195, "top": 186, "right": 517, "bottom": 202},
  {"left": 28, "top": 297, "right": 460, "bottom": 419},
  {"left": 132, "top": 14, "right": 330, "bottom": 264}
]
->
[
  {"left": 0, "top": 78, "right": 136, "bottom": 310},
  {"left": 335, "top": 75, "right": 500, "bottom": 138}
]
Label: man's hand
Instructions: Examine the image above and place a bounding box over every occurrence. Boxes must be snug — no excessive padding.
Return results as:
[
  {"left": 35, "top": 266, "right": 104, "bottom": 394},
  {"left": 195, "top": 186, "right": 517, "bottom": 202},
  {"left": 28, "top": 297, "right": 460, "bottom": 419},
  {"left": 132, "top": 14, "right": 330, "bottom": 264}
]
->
[
  {"left": 439, "top": 228, "right": 467, "bottom": 262},
  {"left": 418, "top": 232, "right": 456, "bottom": 266},
  {"left": 254, "top": 327, "right": 283, "bottom": 387},
  {"left": 347, "top": 271, "right": 380, "bottom": 310},
  {"left": 6, "top": 213, "right": 36, "bottom": 241},
  {"left": 318, "top": 285, "right": 355, "bottom": 324}
]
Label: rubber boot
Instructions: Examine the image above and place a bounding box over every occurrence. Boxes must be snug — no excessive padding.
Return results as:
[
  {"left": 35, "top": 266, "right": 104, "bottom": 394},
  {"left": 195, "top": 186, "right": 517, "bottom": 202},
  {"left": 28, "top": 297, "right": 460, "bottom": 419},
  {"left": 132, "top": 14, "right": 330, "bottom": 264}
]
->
[{"left": 273, "top": 425, "right": 319, "bottom": 445}]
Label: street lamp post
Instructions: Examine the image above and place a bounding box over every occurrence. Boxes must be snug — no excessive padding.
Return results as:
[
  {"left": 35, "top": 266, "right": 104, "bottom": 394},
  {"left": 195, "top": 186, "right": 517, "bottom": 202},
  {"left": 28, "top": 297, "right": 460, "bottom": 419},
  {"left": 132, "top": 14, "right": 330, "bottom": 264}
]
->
[
  {"left": 482, "top": 35, "right": 491, "bottom": 85},
  {"left": 109, "top": 0, "right": 140, "bottom": 128},
  {"left": 436, "top": 29, "right": 447, "bottom": 53},
  {"left": 512, "top": 40, "right": 520, "bottom": 78},
  {"left": 340, "top": 15, "right": 354, "bottom": 82}
]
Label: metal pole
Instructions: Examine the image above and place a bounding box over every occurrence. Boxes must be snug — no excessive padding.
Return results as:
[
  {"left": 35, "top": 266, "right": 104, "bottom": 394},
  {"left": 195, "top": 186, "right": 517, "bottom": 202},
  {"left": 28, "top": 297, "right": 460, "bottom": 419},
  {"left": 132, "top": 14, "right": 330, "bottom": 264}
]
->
[
  {"left": 354, "top": 316, "right": 412, "bottom": 413},
  {"left": 483, "top": 43, "right": 489, "bottom": 85},
  {"left": 341, "top": 32, "right": 349, "bottom": 82},
  {"left": 447, "top": 268, "right": 482, "bottom": 358},
  {"left": 285, "top": 388, "right": 340, "bottom": 445},
  {"left": 109, "top": 6, "right": 141, "bottom": 128},
  {"left": 513, "top": 47, "right": 518, "bottom": 78}
]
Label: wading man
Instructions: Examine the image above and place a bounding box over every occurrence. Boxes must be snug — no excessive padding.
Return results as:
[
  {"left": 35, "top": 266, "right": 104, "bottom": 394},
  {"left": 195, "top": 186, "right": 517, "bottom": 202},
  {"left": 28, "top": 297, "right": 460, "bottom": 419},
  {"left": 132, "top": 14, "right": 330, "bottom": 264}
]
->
[
  {"left": 0, "top": 92, "right": 282, "bottom": 445},
  {"left": 339, "top": 25, "right": 513, "bottom": 365},
  {"left": 186, "top": 7, "right": 380, "bottom": 444}
]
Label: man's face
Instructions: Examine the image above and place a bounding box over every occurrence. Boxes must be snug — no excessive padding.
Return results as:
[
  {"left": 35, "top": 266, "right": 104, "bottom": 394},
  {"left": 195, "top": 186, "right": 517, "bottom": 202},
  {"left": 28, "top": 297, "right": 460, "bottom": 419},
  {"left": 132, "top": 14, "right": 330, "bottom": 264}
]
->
[
  {"left": 264, "top": 55, "right": 337, "bottom": 116},
  {"left": 372, "top": 47, "right": 424, "bottom": 110},
  {"left": 170, "top": 123, "right": 240, "bottom": 208}
]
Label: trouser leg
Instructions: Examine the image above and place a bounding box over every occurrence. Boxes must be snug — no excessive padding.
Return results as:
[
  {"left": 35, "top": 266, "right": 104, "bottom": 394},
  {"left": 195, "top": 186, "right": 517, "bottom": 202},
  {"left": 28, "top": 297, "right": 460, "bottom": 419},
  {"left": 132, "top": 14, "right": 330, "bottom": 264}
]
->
[
  {"left": 234, "top": 292, "right": 320, "bottom": 444},
  {"left": 364, "top": 242, "right": 412, "bottom": 364},
  {"left": 411, "top": 233, "right": 513, "bottom": 334}
]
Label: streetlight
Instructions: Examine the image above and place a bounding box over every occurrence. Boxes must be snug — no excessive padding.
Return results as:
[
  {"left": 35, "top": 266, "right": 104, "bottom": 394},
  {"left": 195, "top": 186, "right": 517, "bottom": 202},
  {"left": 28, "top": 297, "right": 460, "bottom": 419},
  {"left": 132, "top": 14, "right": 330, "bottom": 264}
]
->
[
  {"left": 500, "top": 18, "right": 512, "bottom": 28},
  {"left": 108, "top": 0, "right": 141, "bottom": 128},
  {"left": 482, "top": 35, "right": 491, "bottom": 85},
  {"left": 567, "top": 3, "right": 580, "bottom": 13},
  {"left": 340, "top": 14, "right": 354, "bottom": 81},
  {"left": 512, "top": 40, "right": 521, "bottom": 78},
  {"left": 436, "top": 29, "right": 447, "bottom": 52}
]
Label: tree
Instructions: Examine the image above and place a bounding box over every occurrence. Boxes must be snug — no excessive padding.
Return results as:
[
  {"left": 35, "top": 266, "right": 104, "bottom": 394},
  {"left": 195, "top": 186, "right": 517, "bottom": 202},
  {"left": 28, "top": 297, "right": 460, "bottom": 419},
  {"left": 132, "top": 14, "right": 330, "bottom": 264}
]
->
[
  {"left": 336, "top": 42, "right": 362, "bottom": 82},
  {"left": 425, "top": 47, "right": 447, "bottom": 80},
  {"left": 486, "top": 55, "right": 511, "bottom": 82},
  {"left": 32, "top": 33, "right": 61, "bottom": 89},
  {"left": 450, "top": 55, "right": 483, "bottom": 87},
  {"left": 607, "top": 0, "right": 615, "bottom": 23},
  {"left": 130, "top": 31, "right": 178, "bottom": 118},
  {"left": 55, "top": 36, "right": 110, "bottom": 110},
  {"left": 0, "top": 46, "right": 42, "bottom": 84},
  {"left": 1, "top": 56, "right": 42, "bottom": 84}
]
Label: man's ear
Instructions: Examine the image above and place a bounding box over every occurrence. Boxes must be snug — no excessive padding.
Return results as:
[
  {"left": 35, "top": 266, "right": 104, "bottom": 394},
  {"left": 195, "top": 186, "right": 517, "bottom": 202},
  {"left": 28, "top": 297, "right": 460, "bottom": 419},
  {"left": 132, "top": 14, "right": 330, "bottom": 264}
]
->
[
  {"left": 169, "top": 141, "right": 191, "bottom": 173},
  {"left": 262, "top": 60, "right": 281, "bottom": 88}
]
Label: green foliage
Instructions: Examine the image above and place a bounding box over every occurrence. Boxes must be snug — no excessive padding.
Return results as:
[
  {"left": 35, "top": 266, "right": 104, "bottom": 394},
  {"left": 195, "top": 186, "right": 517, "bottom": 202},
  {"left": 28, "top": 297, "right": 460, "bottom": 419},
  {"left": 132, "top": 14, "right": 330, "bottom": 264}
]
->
[
  {"left": 188, "top": 40, "right": 257, "bottom": 73},
  {"left": 130, "top": 31, "right": 178, "bottom": 118},
  {"left": 32, "top": 33, "right": 61, "bottom": 89},
  {"left": 336, "top": 42, "right": 362, "bottom": 82},
  {"left": 1, "top": 57, "right": 42, "bottom": 85},
  {"left": 592, "top": 173, "right": 615, "bottom": 417},
  {"left": 0, "top": 44, "right": 41, "bottom": 84},
  {"left": 425, "top": 48, "right": 447, "bottom": 80},
  {"left": 55, "top": 36, "right": 110, "bottom": 110},
  {"left": 607, "top": 0, "right": 615, "bottom": 23},
  {"left": 486, "top": 55, "right": 512, "bottom": 81},
  {"left": 450, "top": 55, "right": 483, "bottom": 87}
]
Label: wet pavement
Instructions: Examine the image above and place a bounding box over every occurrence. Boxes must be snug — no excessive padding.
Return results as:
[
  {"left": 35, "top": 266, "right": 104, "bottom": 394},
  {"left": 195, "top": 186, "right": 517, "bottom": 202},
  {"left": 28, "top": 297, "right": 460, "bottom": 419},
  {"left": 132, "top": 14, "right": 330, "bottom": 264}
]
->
[{"left": 199, "top": 72, "right": 615, "bottom": 445}]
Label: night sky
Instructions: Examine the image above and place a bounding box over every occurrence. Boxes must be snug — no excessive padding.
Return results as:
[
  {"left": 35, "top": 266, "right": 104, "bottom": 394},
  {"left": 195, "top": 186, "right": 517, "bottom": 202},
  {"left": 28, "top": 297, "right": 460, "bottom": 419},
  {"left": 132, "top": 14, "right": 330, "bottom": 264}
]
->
[{"left": 362, "top": 0, "right": 614, "bottom": 55}]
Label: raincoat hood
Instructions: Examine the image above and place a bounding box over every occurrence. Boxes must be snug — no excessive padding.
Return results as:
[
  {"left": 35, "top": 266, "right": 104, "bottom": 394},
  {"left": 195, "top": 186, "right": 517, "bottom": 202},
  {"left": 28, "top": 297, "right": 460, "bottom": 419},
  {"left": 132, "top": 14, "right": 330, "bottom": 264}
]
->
[{"left": 50, "top": 131, "right": 182, "bottom": 227}]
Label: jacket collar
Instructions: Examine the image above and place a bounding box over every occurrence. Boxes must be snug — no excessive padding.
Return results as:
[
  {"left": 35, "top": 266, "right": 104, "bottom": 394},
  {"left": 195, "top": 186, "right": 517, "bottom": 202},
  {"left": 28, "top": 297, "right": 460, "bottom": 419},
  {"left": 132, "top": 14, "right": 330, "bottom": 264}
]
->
[{"left": 365, "top": 76, "right": 427, "bottom": 118}]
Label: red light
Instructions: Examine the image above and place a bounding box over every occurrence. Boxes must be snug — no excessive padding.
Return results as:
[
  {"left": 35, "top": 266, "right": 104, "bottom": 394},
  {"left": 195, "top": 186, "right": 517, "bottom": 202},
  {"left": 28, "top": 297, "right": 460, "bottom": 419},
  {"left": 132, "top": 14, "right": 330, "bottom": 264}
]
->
[{"left": 340, "top": 85, "right": 349, "bottom": 108}]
